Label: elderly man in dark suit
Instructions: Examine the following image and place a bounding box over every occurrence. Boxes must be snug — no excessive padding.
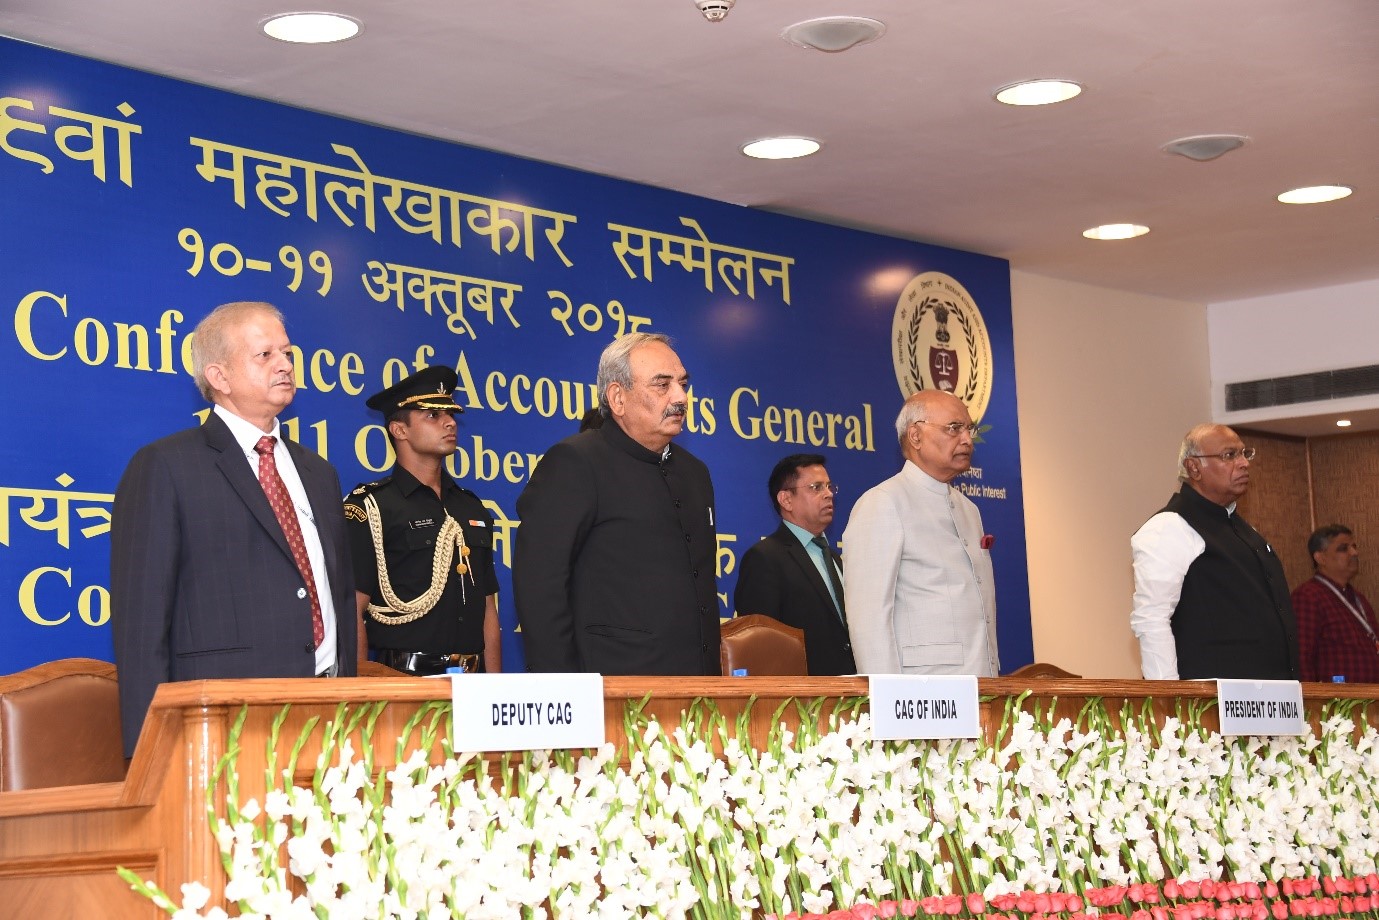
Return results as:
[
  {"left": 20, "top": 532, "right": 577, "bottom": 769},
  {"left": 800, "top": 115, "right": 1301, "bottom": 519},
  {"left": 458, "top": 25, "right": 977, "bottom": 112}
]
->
[
  {"left": 1129, "top": 423, "right": 1296, "bottom": 680},
  {"left": 111, "top": 301, "right": 356, "bottom": 757},
  {"left": 514, "top": 333, "right": 720, "bottom": 675},
  {"left": 734, "top": 454, "right": 855, "bottom": 675}
]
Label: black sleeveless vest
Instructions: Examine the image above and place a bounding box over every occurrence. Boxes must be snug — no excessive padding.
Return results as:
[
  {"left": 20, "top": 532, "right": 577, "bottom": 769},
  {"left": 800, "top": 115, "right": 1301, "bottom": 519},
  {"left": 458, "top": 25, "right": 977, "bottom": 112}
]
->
[{"left": 1163, "top": 484, "right": 1299, "bottom": 680}]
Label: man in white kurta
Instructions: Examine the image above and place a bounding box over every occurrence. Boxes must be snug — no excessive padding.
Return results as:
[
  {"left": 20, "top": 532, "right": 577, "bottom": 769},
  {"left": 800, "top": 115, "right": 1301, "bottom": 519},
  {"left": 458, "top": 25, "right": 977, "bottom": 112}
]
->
[{"left": 842, "top": 390, "right": 999, "bottom": 675}]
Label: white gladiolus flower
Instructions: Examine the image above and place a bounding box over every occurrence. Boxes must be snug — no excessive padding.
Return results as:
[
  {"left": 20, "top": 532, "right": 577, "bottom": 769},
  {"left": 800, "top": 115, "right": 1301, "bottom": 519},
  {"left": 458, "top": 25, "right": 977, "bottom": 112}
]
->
[
  {"left": 129, "top": 696, "right": 1379, "bottom": 919},
  {"left": 178, "top": 881, "right": 212, "bottom": 910}
]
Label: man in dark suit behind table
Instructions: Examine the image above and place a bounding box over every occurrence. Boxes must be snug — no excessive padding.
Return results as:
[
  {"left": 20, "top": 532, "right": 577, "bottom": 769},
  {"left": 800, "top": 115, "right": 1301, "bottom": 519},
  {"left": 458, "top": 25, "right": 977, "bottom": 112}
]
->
[
  {"left": 513, "top": 333, "right": 720, "bottom": 675},
  {"left": 111, "top": 301, "right": 356, "bottom": 757},
  {"left": 734, "top": 454, "right": 855, "bottom": 675}
]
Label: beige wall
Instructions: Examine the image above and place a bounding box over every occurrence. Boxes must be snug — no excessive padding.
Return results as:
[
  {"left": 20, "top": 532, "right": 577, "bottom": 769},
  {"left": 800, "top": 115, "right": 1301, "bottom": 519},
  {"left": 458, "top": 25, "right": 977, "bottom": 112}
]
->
[
  {"left": 1210, "top": 278, "right": 1379, "bottom": 427},
  {"left": 1010, "top": 271, "right": 1209, "bottom": 678}
]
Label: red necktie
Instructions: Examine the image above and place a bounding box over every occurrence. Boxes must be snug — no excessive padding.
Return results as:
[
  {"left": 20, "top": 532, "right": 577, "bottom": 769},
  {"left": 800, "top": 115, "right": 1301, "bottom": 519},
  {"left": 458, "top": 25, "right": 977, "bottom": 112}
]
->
[{"left": 254, "top": 436, "right": 324, "bottom": 648}]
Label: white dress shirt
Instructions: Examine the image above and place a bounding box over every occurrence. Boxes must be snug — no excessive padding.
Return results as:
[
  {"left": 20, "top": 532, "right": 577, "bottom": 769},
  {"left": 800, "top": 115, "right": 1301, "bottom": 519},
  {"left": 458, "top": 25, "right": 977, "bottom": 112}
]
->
[
  {"left": 214, "top": 405, "right": 338, "bottom": 674},
  {"left": 1128, "top": 507, "right": 1231, "bottom": 680},
  {"left": 783, "top": 519, "right": 844, "bottom": 617}
]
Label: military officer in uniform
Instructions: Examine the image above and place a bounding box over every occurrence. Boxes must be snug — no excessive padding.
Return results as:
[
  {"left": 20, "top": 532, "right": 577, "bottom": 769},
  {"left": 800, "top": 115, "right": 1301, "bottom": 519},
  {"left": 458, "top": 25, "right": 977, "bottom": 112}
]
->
[{"left": 345, "top": 366, "right": 501, "bottom": 675}]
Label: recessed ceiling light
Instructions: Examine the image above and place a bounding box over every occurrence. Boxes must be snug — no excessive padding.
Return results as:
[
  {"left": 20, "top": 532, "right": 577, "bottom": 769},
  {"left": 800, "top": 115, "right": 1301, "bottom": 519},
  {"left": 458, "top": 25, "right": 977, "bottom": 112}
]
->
[
  {"left": 1277, "top": 185, "right": 1353, "bottom": 204},
  {"left": 262, "top": 12, "right": 361, "bottom": 44},
  {"left": 1336, "top": 419, "right": 1353, "bottom": 428},
  {"left": 994, "top": 79, "right": 1082, "bottom": 106},
  {"left": 1082, "top": 223, "right": 1150, "bottom": 240},
  {"left": 741, "top": 137, "right": 821, "bottom": 160}
]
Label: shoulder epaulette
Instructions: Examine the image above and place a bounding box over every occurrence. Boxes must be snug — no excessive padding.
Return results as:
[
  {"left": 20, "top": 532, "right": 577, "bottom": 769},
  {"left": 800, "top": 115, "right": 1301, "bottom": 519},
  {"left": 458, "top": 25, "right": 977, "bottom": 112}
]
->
[
  {"left": 348, "top": 477, "right": 391, "bottom": 497},
  {"left": 344, "top": 478, "right": 391, "bottom": 521}
]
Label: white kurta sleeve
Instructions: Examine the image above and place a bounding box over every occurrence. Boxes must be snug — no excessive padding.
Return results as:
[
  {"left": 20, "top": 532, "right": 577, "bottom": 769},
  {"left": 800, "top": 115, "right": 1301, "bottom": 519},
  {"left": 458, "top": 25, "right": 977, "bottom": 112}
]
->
[
  {"left": 1129, "top": 511, "right": 1204, "bottom": 680},
  {"left": 842, "top": 488, "right": 904, "bottom": 673}
]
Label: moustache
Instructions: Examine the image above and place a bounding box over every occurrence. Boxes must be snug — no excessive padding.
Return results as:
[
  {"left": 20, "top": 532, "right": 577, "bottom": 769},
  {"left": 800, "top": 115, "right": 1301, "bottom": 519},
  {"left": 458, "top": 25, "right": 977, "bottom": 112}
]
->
[{"left": 663, "top": 403, "right": 687, "bottom": 419}]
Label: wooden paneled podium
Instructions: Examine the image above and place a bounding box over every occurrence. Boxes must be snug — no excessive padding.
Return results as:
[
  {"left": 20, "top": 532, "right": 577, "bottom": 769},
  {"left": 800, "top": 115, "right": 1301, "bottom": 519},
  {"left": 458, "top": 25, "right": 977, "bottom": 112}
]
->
[{"left": 0, "top": 670, "right": 1371, "bottom": 917}]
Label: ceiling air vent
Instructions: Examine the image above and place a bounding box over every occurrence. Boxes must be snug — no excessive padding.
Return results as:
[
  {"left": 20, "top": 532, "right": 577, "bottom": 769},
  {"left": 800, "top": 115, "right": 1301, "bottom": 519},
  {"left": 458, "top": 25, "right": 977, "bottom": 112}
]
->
[{"left": 1226, "top": 364, "right": 1379, "bottom": 412}]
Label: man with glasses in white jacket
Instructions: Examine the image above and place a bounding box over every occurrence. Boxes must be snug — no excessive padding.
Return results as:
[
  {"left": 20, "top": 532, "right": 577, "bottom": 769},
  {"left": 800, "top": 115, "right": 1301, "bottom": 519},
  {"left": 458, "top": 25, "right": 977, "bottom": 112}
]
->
[{"left": 843, "top": 390, "right": 999, "bottom": 676}]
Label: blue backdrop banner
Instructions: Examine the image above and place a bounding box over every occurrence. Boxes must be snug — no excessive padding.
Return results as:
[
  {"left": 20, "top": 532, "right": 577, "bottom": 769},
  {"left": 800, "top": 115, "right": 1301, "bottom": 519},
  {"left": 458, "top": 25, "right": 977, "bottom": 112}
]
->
[{"left": 0, "top": 36, "right": 1032, "bottom": 675}]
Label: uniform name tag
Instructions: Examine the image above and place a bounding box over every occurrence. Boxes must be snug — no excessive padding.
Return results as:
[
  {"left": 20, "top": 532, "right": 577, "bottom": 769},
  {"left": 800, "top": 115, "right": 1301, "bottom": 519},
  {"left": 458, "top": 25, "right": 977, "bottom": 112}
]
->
[
  {"left": 1217, "top": 679, "right": 1305, "bottom": 736},
  {"left": 407, "top": 518, "right": 436, "bottom": 529},
  {"left": 452, "top": 673, "right": 606, "bottom": 752},
  {"left": 869, "top": 674, "right": 980, "bottom": 740}
]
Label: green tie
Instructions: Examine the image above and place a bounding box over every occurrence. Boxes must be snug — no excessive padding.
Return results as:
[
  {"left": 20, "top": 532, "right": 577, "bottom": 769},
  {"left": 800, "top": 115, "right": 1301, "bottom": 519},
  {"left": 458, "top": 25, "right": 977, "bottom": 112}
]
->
[{"left": 812, "top": 535, "right": 846, "bottom": 623}]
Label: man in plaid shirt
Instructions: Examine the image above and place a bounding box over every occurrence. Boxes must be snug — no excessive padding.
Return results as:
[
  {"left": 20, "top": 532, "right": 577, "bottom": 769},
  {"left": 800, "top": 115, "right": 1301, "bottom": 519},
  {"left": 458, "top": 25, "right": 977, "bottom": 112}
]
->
[{"left": 1291, "top": 524, "right": 1379, "bottom": 683}]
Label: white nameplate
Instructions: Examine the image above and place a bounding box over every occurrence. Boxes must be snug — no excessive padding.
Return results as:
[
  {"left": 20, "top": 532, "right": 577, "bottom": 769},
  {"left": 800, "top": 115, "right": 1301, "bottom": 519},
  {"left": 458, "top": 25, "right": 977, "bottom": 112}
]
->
[
  {"left": 452, "top": 673, "right": 606, "bottom": 753},
  {"left": 869, "top": 675, "right": 980, "bottom": 740},
  {"left": 1216, "top": 679, "right": 1305, "bottom": 736}
]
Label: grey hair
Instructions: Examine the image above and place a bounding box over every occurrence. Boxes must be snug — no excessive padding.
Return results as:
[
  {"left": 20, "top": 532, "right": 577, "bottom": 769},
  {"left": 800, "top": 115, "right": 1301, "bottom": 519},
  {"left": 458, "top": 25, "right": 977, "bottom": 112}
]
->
[
  {"left": 595, "top": 332, "right": 673, "bottom": 416},
  {"left": 1177, "top": 423, "right": 1225, "bottom": 482},
  {"left": 894, "top": 392, "right": 929, "bottom": 445},
  {"left": 190, "top": 302, "right": 285, "bottom": 402}
]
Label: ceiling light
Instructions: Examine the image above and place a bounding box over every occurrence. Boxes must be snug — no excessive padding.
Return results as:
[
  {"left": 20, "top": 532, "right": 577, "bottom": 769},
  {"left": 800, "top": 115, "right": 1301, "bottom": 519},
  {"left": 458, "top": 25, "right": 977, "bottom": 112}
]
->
[
  {"left": 1336, "top": 419, "right": 1353, "bottom": 428},
  {"left": 782, "top": 17, "right": 887, "bottom": 53},
  {"left": 741, "top": 137, "right": 821, "bottom": 160},
  {"left": 262, "top": 12, "right": 361, "bottom": 44},
  {"left": 1162, "top": 134, "right": 1248, "bottom": 162},
  {"left": 1277, "top": 185, "right": 1352, "bottom": 204},
  {"left": 1082, "top": 223, "right": 1150, "bottom": 240},
  {"left": 994, "top": 79, "right": 1082, "bottom": 106}
]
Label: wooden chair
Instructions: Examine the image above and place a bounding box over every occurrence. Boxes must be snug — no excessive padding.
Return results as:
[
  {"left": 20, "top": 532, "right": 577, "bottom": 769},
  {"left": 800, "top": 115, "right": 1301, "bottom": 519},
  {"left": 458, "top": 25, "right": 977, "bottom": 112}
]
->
[
  {"left": 1005, "top": 661, "right": 1082, "bottom": 679},
  {"left": 719, "top": 614, "right": 808, "bottom": 676},
  {"left": 358, "top": 659, "right": 409, "bottom": 677},
  {"left": 0, "top": 658, "right": 126, "bottom": 791}
]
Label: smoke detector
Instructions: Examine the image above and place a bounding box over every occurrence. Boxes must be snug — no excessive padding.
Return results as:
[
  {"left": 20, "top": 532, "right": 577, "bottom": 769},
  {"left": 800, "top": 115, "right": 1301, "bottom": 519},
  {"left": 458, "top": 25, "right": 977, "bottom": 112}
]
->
[{"left": 694, "top": 0, "right": 735, "bottom": 22}]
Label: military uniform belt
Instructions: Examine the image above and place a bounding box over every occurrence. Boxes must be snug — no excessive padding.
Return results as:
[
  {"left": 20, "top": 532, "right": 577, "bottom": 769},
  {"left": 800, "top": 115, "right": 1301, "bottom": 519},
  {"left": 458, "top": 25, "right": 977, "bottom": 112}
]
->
[{"left": 377, "top": 649, "right": 481, "bottom": 675}]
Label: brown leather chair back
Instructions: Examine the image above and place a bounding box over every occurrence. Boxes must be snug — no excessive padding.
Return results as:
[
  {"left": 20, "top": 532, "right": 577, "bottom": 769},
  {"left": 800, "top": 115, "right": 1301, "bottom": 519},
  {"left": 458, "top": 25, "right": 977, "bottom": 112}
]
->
[
  {"left": 0, "top": 658, "right": 126, "bottom": 791},
  {"left": 1004, "top": 661, "right": 1082, "bottom": 679},
  {"left": 719, "top": 614, "right": 808, "bottom": 676}
]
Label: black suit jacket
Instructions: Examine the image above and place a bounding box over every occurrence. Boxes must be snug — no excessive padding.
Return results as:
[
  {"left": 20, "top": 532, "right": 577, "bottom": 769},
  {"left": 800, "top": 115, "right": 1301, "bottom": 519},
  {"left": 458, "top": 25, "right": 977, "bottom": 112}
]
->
[
  {"left": 111, "top": 412, "right": 357, "bottom": 755},
  {"left": 514, "top": 421, "right": 721, "bottom": 675},
  {"left": 734, "top": 524, "right": 855, "bottom": 675}
]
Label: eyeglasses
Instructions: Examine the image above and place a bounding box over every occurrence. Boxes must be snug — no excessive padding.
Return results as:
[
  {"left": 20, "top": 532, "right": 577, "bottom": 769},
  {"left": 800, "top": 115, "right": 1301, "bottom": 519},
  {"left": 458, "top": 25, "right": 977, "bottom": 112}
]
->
[
  {"left": 1188, "top": 447, "right": 1256, "bottom": 463},
  {"left": 790, "top": 481, "right": 839, "bottom": 496},
  {"left": 917, "top": 420, "right": 980, "bottom": 437}
]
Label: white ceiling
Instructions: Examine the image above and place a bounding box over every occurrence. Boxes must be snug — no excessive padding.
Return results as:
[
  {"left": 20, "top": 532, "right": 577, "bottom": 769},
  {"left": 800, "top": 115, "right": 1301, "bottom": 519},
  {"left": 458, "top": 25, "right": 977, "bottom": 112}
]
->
[
  {"left": 3, "top": 0, "right": 1377, "bottom": 436},
  {"left": 3, "top": 0, "right": 1376, "bottom": 305}
]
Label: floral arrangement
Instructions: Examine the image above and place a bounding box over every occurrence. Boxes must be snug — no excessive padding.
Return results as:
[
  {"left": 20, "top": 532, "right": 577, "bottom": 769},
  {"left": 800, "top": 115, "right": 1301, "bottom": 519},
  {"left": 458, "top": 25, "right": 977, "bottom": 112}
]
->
[{"left": 120, "top": 694, "right": 1379, "bottom": 920}]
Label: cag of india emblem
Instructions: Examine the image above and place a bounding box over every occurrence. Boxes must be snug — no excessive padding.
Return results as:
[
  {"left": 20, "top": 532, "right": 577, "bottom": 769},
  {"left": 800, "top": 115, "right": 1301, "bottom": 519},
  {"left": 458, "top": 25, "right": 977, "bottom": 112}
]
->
[{"left": 891, "top": 271, "right": 993, "bottom": 423}]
